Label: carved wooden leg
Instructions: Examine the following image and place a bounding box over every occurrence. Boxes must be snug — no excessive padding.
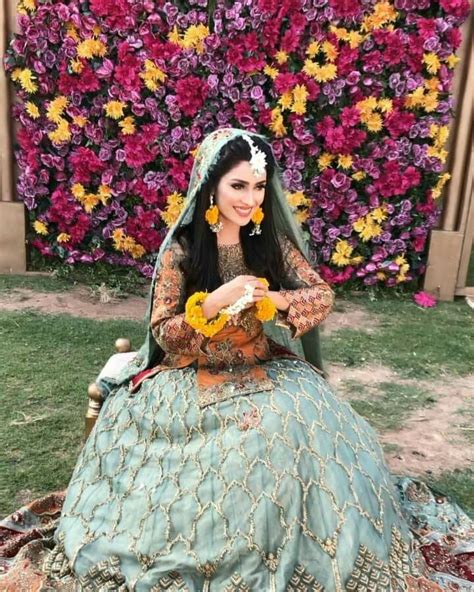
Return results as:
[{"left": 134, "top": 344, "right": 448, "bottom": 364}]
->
[{"left": 84, "top": 338, "right": 132, "bottom": 438}]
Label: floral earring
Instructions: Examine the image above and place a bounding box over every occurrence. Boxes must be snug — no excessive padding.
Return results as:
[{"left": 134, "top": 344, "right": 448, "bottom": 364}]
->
[
  {"left": 205, "top": 194, "right": 223, "bottom": 233},
  {"left": 249, "top": 206, "right": 264, "bottom": 236}
]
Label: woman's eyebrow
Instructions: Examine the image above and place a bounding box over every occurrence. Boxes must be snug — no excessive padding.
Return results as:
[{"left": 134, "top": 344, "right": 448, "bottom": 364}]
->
[{"left": 229, "top": 178, "right": 266, "bottom": 184}]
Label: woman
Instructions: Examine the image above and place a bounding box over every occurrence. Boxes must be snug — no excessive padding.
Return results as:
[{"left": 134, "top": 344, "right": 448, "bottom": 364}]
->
[{"left": 0, "top": 128, "right": 471, "bottom": 591}]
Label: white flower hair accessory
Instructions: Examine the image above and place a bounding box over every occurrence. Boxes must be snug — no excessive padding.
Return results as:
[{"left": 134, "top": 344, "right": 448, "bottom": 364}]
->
[{"left": 242, "top": 134, "right": 267, "bottom": 177}]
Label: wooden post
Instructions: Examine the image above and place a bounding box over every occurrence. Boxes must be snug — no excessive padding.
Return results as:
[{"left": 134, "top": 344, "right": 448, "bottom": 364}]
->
[
  {"left": 423, "top": 14, "right": 473, "bottom": 300},
  {"left": 0, "top": 0, "right": 27, "bottom": 272}
]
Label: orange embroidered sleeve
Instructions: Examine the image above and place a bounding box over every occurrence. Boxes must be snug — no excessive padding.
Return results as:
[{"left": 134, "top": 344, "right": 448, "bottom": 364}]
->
[
  {"left": 276, "top": 236, "right": 335, "bottom": 339},
  {"left": 150, "top": 240, "right": 207, "bottom": 356}
]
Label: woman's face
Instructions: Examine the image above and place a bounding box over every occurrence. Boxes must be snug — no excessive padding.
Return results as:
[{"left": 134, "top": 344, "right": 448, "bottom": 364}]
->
[{"left": 214, "top": 160, "right": 267, "bottom": 230}]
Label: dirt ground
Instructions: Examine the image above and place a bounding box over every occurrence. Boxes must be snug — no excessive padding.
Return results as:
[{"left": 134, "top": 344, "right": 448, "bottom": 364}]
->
[{"left": 1, "top": 286, "right": 473, "bottom": 477}]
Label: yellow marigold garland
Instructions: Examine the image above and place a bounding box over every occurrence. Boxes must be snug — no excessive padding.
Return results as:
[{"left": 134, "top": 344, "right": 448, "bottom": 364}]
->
[
  {"left": 255, "top": 278, "right": 277, "bottom": 322},
  {"left": 185, "top": 291, "right": 229, "bottom": 337}
]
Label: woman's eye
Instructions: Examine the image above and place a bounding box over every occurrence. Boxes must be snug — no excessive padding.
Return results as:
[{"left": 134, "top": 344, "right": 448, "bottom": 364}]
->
[
  {"left": 258, "top": 185, "right": 266, "bottom": 191},
  {"left": 231, "top": 183, "right": 243, "bottom": 189}
]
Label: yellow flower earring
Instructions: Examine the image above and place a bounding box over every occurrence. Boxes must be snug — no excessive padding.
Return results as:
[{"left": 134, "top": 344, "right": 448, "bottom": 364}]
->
[
  {"left": 205, "top": 194, "right": 223, "bottom": 233},
  {"left": 249, "top": 206, "right": 264, "bottom": 236}
]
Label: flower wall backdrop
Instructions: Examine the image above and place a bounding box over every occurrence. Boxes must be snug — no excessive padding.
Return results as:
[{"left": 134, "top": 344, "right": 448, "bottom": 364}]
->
[{"left": 4, "top": 0, "right": 470, "bottom": 285}]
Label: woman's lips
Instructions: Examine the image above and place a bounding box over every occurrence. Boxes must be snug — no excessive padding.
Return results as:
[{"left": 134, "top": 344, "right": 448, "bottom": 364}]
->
[{"left": 234, "top": 206, "right": 252, "bottom": 217}]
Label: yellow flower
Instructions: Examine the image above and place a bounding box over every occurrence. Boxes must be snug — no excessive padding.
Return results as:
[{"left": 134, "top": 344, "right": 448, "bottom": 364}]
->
[
  {"left": 264, "top": 65, "right": 279, "bottom": 79},
  {"left": 329, "top": 26, "right": 348, "bottom": 40},
  {"left": 129, "top": 243, "right": 146, "bottom": 259},
  {"left": 291, "top": 101, "right": 306, "bottom": 115},
  {"left": 322, "top": 40, "right": 338, "bottom": 62},
  {"left": 376, "top": 271, "right": 387, "bottom": 280},
  {"left": 295, "top": 209, "right": 310, "bottom": 225},
  {"left": 424, "top": 77, "right": 440, "bottom": 92},
  {"left": 360, "top": 222, "right": 382, "bottom": 241},
  {"left": 65, "top": 23, "right": 80, "bottom": 42},
  {"left": 48, "top": 119, "right": 71, "bottom": 144},
  {"left": 356, "top": 96, "right": 378, "bottom": 115},
  {"left": 287, "top": 191, "right": 310, "bottom": 208},
  {"left": 140, "top": 59, "right": 167, "bottom": 92},
  {"left": 112, "top": 228, "right": 126, "bottom": 250},
  {"left": 445, "top": 54, "right": 460, "bottom": 69},
  {"left": 82, "top": 193, "right": 99, "bottom": 213},
  {"left": 306, "top": 40, "right": 320, "bottom": 58},
  {"left": 350, "top": 255, "right": 365, "bottom": 265},
  {"left": 269, "top": 107, "right": 287, "bottom": 137},
  {"left": 364, "top": 112, "right": 383, "bottom": 132},
  {"left": 302, "top": 59, "right": 319, "bottom": 78},
  {"left": 205, "top": 205, "right": 220, "bottom": 225},
  {"left": 338, "top": 154, "right": 353, "bottom": 169},
  {"left": 77, "top": 39, "right": 107, "bottom": 59},
  {"left": 370, "top": 205, "right": 388, "bottom": 223},
  {"left": 347, "top": 31, "right": 365, "bottom": 48},
  {"left": 11, "top": 68, "right": 22, "bottom": 82},
  {"left": 185, "top": 292, "right": 229, "bottom": 337},
  {"left": 275, "top": 50, "right": 289, "bottom": 64},
  {"left": 422, "top": 91, "right": 439, "bottom": 112},
  {"left": 377, "top": 98, "right": 393, "bottom": 113},
  {"left": 104, "top": 100, "right": 126, "bottom": 119},
  {"left": 46, "top": 96, "right": 69, "bottom": 123},
  {"left": 25, "top": 101, "right": 40, "bottom": 119},
  {"left": 18, "top": 68, "right": 38, "bottom": 93},
  {"left": 119, "top": 116, "right": 136, "bottom": 135},
  {"left": 72, "top": 114, "right": 88, "bottom": 127},
  {"left": 352, "top": 217, "right": 366, "bottom": 233},
  {"left": 162, "top": 192, "right": 185, "bottom": 228},
  {"left": 314, "top": 63, "right": 337, "bottom": 83},
  {"left": 98, "top": 184, "right": 111, "bottom": 205},
  {"left": 423, "top": 53, "right": 440, "bottom": 74},
  {"left": 361, "top": 1, "right": 398, "bottom": 32},
  {"left": 57, "top": 233, "right": 71, "bottom": 243},
  {"left": 168, "top": 25, "right": 182, "bottom": 46},
  {"left": 255, "top": 295, "right": 277, "bottom": 322},
  {"left": 318, "top": 152, "right": 334, "bottom": 170},
  {"left": 278, "top": 90, "right": 294, "bottom": 111},
  {"left": 71, "top": 183, "right": 86, "bottom": 199},
  {"left": 33, "top": 220, "right": 48, "bottom": 235},
  {"left": 23, "top": 0, "right": 36, "bottom": 11},
  {"left": 70, "top": 58, "right": 84, "bottom": 74},
  {"left": 182, "top": 24, "right": 209, "bottom": 54},
  {"left": 331, "top": 240, "right": 354, "bottom": 267},
  {"left": 251, "top": 208, "right": 264, "bottom": 225},
  {"left": 352, "top": 171, "right": 366, "bottom": 181}
]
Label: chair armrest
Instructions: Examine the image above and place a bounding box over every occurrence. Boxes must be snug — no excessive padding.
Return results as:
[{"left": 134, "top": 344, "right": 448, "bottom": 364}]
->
[{"left": 85, "top": 338, "right": 136, "bottom": 439}]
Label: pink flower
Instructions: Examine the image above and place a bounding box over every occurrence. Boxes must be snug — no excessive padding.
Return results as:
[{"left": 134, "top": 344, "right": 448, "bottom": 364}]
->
[
  {"left": 329, "top": 0, "right": 362, "bottom": 18},
  {"left": 439, "top": 0, "right": 470, "bottom": 18},
  {"left": 175, "top": 76, "right": 209, "bottom": 117},
  {"left": 413, "top": 291, "right": 437, "bottom": 308}
]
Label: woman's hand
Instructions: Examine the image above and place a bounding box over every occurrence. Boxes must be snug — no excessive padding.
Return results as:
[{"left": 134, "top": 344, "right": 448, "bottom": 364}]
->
[{"left": 201, "top": 276, "right": 268, "bottom": 319}]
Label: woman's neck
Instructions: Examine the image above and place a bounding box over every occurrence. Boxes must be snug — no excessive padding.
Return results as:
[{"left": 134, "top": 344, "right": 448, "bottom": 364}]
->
[{"left": 216, "top": 219, "right": 240, "bottom": 245}]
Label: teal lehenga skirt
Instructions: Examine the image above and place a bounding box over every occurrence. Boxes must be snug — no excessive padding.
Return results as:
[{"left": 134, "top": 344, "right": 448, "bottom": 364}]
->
[{"left": 41, "top": 358, "right": 469, "bottom": 591}]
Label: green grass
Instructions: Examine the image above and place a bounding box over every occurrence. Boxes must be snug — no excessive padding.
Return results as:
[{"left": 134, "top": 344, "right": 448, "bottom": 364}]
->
[
  {"left": 0, "top": 274, "right": 72, "bottom": 293},
  {"left": 344, "top": 380, "right": 437, "bottom": 432},
  {"left": 0, "top": 260, "right": 149, "bottom": 296},
  {"left": 0, "top": 310, "right": 145, "bottom": 517},
  {"left": 324, "top": 296, "right": 473, "bottom": 378},
  {"left": 427, "top": 469, "right": 474, "bottom": 519}
]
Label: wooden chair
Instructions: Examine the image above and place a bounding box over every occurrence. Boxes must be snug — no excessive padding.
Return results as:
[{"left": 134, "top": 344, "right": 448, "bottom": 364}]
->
[{"left": 85, "top": 338, "right": 136, "bottom": 437}]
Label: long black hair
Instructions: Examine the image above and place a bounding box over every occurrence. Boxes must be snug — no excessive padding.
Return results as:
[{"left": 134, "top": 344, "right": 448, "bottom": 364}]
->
[{"left": 175, "top": 135, "right": 291, "bottom": 296}]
